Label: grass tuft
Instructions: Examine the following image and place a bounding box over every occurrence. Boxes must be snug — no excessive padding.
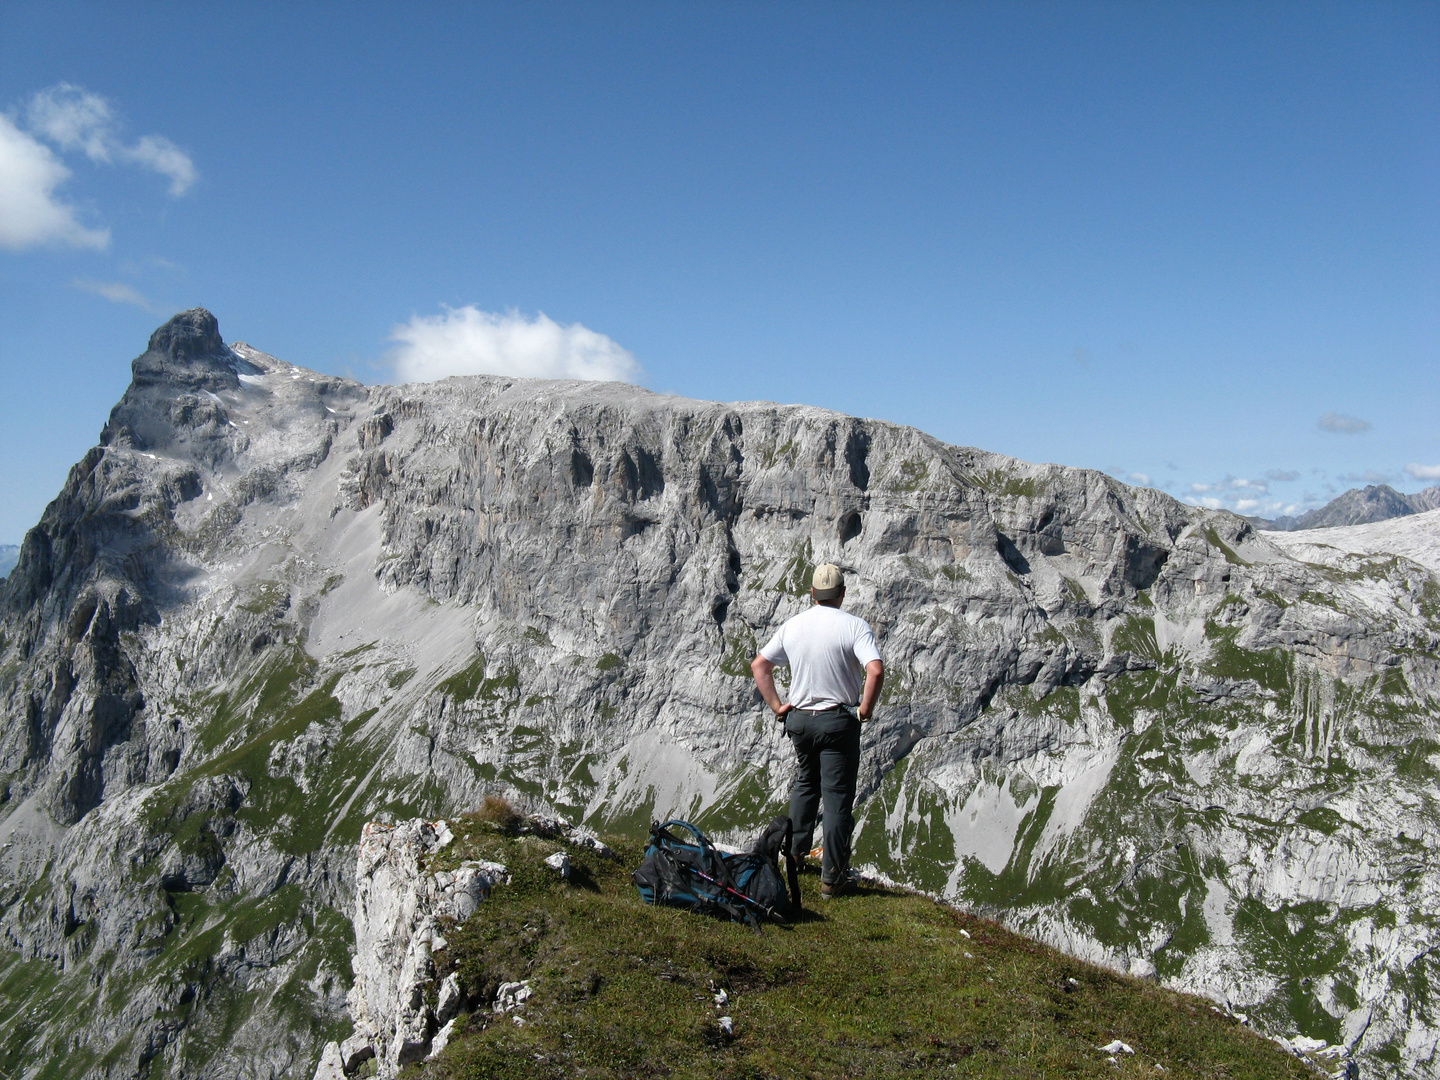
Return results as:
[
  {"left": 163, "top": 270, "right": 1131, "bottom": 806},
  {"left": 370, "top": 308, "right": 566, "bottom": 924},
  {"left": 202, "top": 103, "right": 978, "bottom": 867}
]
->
[{"left": 467, "top": 795, "right": 523, "bottom": 835}]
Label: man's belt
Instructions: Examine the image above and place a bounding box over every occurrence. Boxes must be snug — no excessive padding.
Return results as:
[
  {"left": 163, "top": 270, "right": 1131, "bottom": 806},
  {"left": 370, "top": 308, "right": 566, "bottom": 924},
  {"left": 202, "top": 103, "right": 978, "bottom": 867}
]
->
[{"left": 794, "top": 705, "right": 858, "bottom": 717}]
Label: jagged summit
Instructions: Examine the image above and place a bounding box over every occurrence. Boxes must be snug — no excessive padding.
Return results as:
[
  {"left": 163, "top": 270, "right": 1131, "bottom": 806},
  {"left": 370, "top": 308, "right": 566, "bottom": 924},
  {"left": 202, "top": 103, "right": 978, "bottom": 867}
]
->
[
  {"left": 1256, "top": 482, "right": 1440, "bottom": 531},
  {"left": 146, "top": 307, "right": 226, "bottom": 361},
  {"left": 129, "top": 307, "right": 240, "bottom": 395}
]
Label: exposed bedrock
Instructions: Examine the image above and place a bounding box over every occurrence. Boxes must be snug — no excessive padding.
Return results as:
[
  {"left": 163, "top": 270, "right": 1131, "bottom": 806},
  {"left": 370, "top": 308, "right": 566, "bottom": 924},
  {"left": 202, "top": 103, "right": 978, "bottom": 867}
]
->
[{"left": 0, "top": 309, "right": 1436, "bottom": 1078}]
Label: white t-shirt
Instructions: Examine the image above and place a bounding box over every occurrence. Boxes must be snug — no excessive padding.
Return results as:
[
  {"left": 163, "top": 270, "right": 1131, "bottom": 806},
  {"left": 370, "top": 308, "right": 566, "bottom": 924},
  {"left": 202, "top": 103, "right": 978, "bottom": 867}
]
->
[{"left": 759, "top": 604, "right": 882, "bottom": 710}]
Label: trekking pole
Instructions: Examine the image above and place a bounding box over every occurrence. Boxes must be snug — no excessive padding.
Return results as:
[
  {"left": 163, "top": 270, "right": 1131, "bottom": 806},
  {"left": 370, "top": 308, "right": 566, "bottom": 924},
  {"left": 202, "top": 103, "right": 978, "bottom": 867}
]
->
[{"left": 691, "top": 867, "right": 783, "bottom": 922}]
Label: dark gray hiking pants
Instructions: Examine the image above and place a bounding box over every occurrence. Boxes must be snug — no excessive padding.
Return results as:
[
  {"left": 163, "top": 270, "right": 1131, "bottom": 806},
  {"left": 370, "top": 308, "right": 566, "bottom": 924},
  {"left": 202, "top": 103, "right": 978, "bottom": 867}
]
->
[{"left": 785, "top": 707, "right": 862, "bottom": 886}]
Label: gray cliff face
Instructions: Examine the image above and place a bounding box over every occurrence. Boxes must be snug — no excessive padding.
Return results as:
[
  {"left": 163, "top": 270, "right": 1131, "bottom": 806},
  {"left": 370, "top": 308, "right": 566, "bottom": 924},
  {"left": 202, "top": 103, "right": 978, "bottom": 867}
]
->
[{"left": 1, "top": 310, "right": 1438, "bottom": 1078}]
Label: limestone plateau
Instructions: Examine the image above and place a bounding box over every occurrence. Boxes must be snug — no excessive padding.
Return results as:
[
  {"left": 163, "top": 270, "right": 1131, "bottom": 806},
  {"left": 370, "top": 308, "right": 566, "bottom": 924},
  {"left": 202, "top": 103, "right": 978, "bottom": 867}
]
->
[{"left": 1, "top": 309, "right": 1438, "bottom": 1079}]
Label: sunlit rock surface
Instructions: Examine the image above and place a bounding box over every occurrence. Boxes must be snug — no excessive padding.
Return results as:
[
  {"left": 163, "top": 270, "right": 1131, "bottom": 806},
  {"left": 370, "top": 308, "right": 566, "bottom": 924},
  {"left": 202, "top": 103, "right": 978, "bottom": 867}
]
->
[{"left": 1, "top": 310, "right": 1437, "bottom": 1078}]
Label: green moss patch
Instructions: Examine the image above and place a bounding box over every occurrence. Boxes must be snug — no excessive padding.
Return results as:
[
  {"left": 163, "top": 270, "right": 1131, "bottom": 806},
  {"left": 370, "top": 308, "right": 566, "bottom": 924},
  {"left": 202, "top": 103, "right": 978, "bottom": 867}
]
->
[{"left": 776, "top": 539, "right": 815, "bottom": 598}]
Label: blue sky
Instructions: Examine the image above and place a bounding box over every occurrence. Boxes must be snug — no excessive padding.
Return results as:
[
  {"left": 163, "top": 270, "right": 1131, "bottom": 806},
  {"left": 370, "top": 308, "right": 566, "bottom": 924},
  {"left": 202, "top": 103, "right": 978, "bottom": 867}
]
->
[{"left": 1, "top": 1, "right": 1436, "bottom": 543}]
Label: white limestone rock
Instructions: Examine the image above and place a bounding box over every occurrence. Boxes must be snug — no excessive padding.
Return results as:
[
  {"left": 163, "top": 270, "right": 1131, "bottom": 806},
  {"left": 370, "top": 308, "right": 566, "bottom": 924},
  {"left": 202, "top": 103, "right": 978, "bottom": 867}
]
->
[
  {"left": 494, "top": 980, "right": 533, "bottom": 1013},
  {"left": 1128, "top": 957, "right": 1158, "bottom": 981},
  {"left": 312, "top": 1041, "right": 346, "bottom": 1080},
  {"left": 427, "top": 1017, "right": 458, "bottom": 1061},
  {"left": 339, "top": 1035, "right": 376, "bottom": 1074},
  {"left": 339, "top": 818, "right": 504, "bottom": 1077},
  {"left": 544, "top": 851, "right": 571, "bottom": 879},
  {"left": 437, "top": 972, "right": 463, "bottom": 1023}
]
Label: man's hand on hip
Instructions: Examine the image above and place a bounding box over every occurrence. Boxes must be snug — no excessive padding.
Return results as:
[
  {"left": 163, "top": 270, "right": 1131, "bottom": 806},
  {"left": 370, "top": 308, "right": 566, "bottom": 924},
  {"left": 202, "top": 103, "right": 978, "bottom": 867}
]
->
[
  {"left": 857, "top": 659, "right": 884, "bottom": 722},
  {"left": 751, "top": 654, "right": 793, "bottom": 721}
]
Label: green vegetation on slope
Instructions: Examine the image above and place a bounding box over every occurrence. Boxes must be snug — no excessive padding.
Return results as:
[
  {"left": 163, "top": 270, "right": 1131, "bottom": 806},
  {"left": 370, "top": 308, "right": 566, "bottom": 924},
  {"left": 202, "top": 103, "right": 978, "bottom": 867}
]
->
[{"left": 412, "top": 821, "right": 1312, "bottom": 1080}]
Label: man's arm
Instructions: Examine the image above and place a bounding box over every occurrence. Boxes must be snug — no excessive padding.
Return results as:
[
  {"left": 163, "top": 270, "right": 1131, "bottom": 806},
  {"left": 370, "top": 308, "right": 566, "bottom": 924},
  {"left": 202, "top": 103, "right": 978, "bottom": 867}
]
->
[
  {"left": 750, "top": 655, "right": 793, "bottom": 719},
  {"left": 857, "top": 659, "right": 884, "bottom": 721}
]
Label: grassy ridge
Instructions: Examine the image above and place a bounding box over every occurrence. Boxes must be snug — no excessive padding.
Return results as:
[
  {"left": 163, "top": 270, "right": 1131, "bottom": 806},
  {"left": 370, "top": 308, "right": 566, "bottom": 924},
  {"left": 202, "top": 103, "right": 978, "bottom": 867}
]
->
[{"left": 415, "top": 819, "right": 1313, "bottom": 1080}]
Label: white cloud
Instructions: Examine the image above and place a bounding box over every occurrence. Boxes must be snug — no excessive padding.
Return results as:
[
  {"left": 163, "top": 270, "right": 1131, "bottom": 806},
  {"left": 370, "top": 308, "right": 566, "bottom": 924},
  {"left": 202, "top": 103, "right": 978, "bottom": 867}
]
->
[
  {"left": 389, "top": 306, "right": 641, "bottom": 384},
  {"left": 1318, "top": 412, "right": 1370, "bottom": 435},
  {"left": 1406, "top": 463, "right": 1440, "bottom": 481},
  {"left": 71, "top": 278, "right": 154, "bottom": 311},
  {"left": 1183, "top": 491, "right": 1307, "bottom": 518},
  {"left": 1188, "top": 475, "right": 1268, "bottom": 497},
  {"left": 1180, "top": 473, "right": 1324, "bottom": 518},
  {"left": 25, "top": 84, "right": 196, "bottom": 195},
  {"left": 1337, "top": 469, "right": 1395, "bottom": 485},
  {"left": 124, "top": 135, "right": 196, "bottom": 196},
  {"left": 26, "top": 84, "right": 113, "bottom": 160},
  {"left": 0, "top": 113, "right": 108, "bottom": 249},
  {"left": 1126, "top": 472, "right": 1152, "bottom": 486},
  {"left": 1264, "top": 469, "right": 1300, "bottom": 482}
]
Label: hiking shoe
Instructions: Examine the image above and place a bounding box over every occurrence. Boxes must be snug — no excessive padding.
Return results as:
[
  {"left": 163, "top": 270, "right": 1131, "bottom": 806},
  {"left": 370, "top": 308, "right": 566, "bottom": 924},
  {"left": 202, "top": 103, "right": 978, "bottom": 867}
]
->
[{"left": 820, "top": 879, "right": 853, "bottom": 900}]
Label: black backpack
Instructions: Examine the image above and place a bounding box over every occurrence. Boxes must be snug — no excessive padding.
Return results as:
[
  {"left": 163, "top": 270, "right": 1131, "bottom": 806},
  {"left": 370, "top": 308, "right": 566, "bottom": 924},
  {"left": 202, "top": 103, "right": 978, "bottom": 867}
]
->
[{"left": 633, "top": 817, "right": 794, "bottom": 929}]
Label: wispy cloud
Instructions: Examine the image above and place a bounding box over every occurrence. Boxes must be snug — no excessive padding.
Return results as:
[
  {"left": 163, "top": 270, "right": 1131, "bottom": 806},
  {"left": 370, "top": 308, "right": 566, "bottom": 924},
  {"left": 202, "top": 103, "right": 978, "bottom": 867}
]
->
[
  {"left": 1126, "top": 472, "right": 1151, "bottom": 486},
  {"left": 1406, "top": 463, "right": 1440, "bottom": 482},
  {"left": 389, "top": 306, "right": 642, "bottom": 384},
  {"left": 1318, "top": 412, "right": 1370, "bottom": 435},
  {"left": 25, "top": 84, "right": 196, "bottom": 195},
  {"left": 0, "top": 113, "right": 108, "bottom": 249},
  {"left": 1337, "top": 469, "right": 1396, "bottom": 485},
  {"left": 71, "top": 278, "right": 155, "bottom": 311},
  {"left": 1, "top": 84, "right": 196, "bottom": 252},
  {"left": 124, "top": 134, "right": 196, "bottom": 196},
  {"left": 1182, "top": 473, "right": 1311, "bottom": 518},
  {"left": 1184, "top": 492, "right": 1302, "bottom": 517},
  {"left": 1188, "top": 475, "right": 1269, "bottom": 497}
]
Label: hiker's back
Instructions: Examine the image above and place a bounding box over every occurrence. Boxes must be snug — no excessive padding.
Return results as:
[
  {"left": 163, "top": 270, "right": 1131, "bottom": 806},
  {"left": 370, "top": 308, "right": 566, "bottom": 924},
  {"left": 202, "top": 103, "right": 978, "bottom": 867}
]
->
[{"left": 763, "top": 605, "right": 877, "bottom": 711}]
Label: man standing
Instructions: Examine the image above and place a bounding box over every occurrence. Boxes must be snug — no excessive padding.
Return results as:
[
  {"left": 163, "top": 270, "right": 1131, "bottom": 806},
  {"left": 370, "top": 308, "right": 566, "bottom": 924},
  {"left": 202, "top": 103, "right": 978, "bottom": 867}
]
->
[{"left": 751, "top": 564, "right": 883, "bottom": 900}]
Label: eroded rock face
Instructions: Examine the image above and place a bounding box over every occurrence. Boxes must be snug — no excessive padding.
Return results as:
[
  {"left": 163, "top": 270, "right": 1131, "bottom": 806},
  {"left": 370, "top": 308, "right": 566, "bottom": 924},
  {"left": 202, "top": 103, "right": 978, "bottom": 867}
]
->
[
  {"left": 332, "top": 818, "right": 506, "bottom": 1076},
  {"left": 0, "top": 310, "right": 1437, "bottom": 1078}
]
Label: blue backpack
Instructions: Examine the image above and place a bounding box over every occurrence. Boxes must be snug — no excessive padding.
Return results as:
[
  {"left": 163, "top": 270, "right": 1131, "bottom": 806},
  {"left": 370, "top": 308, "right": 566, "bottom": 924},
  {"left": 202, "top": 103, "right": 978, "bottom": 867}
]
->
[{"left": 633, "top": 818, "right": 794, "bottom": 929}]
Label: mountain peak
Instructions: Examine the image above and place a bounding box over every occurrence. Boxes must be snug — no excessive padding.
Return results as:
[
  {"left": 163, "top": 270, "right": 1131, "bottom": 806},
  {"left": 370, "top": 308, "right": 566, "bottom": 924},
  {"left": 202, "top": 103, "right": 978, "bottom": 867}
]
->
[
  {"left": 1255, "top": 482, "right": 1440, "bottom": 531},
  {"left": 131, "top": 308, "right": 238, "bottom": 393},
  {"left": 146, "top": 308, "right": 224, "bottom": 360}
]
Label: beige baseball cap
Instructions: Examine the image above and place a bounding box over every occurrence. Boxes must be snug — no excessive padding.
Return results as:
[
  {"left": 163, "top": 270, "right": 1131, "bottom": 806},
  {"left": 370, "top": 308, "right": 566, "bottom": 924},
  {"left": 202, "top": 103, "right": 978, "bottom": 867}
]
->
[{"left": 811, "top": 563, "right": 844, "bottom": 600}]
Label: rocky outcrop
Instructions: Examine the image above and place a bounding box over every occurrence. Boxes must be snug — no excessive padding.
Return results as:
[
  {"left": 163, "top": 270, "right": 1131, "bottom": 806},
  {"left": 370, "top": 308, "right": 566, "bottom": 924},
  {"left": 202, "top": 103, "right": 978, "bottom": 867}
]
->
[
  {"left": 317, "top": 813, "right": 605, "bottom": 1080},
  {"left": 1, "top": 310, "right": 1438, "bottom": 1079},
  {"left": 330, "top": 819, "right": 506, "bottom": 1076}
]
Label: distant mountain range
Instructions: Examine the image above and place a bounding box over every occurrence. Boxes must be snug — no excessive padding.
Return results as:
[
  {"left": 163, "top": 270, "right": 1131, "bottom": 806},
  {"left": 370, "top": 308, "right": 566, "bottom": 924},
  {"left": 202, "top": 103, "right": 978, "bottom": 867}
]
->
[
  {"left": 1250, "top": 483, "right": 1440, "bottom": 531},
  {"left": 0, "top": 544, "right": 18, "bottom": 580}
]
